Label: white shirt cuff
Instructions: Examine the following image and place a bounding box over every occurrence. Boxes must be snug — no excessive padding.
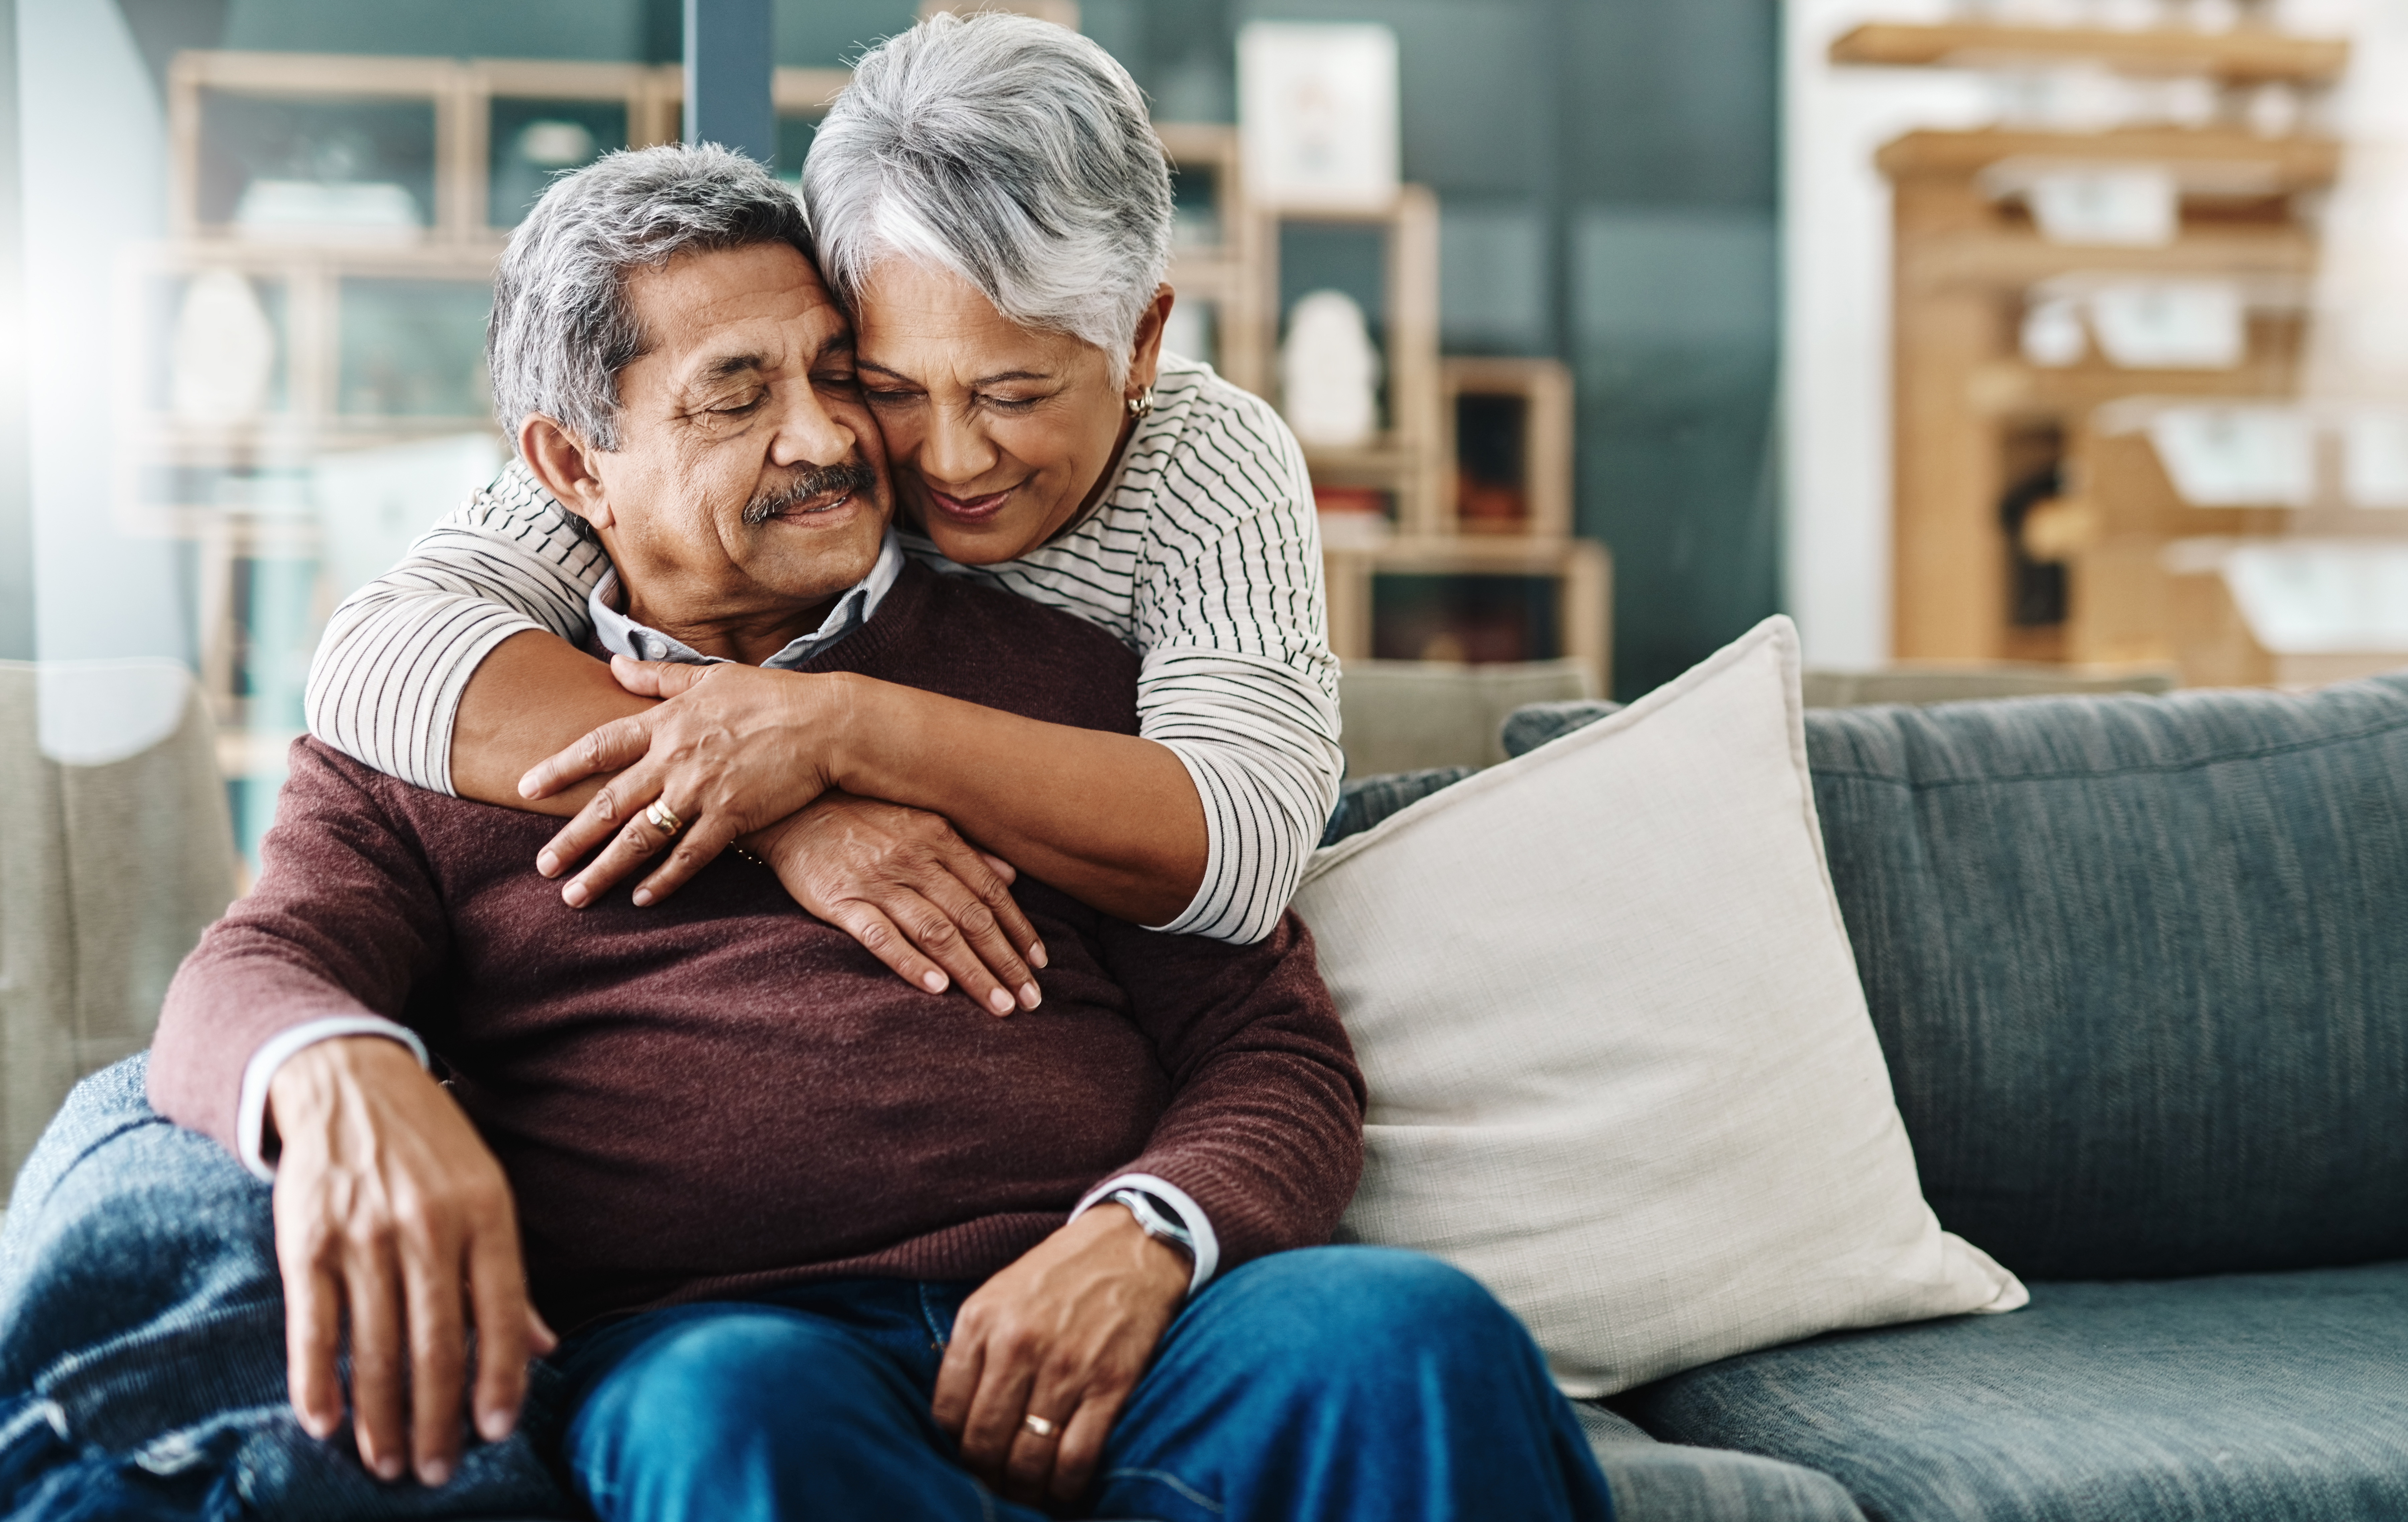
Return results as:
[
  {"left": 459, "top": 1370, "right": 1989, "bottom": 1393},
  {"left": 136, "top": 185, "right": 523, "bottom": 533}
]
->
[
  {"left": 1071, "top": 1172, "right": 1221, "bottom": 1296},
  {"left": 235, "top": 1017, "right": 429, "bottom": 1181}
]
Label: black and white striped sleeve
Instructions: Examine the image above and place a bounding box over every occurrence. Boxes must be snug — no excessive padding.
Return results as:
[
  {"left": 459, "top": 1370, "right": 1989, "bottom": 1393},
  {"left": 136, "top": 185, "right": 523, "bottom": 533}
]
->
[
  {"left": 1133, "top": 387, "right": 1345, "bottom": 944},
  {"left": 303, "top": 461, "right": 606, "bottom": 794}
]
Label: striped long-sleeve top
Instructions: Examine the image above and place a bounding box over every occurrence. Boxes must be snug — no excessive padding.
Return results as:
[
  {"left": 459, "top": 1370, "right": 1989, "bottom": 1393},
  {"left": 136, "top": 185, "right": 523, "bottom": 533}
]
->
[{"left": 303, "top": 355, "right": 1345, "bottom": 944}]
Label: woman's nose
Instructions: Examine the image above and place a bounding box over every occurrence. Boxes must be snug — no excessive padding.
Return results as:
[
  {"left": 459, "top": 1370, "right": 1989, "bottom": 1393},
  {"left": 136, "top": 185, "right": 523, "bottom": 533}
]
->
[{"left": 918, "top": 404, "right": 998, "bottom": 487}]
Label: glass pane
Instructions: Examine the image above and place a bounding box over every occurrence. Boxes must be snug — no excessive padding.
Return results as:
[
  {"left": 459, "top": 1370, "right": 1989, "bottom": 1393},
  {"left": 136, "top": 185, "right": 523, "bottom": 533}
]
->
[
  {"left": 147, "top": 272, "right": 290, "bottom": 418},
  {"left": 1454, "top": 392, "right": 1530, "bottom": 531},
  {"left": 1172, "top": 161, "right": 1221, "bottom": 248},
  {"left": 198, "top": 91, "right": 437, "bottom": 236},
  {"left": 1373, "top": 573, "right": 1561, "bottom": 663},
  {"left": 337, "top": 279, "right": 494, "bottom": 418},
  {"left": 489, "top": 97, "right": 628, "bottom": 228},
  {"left": 776, "top": 114, "right": 821, "bottom": 184}
]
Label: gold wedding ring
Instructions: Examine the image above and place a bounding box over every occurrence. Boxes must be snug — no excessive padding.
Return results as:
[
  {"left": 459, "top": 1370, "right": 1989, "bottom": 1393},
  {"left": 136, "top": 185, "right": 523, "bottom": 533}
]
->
[
  {"left": 644, "top": 799, "right": 684, "bottom": 837},
  {"left": 1021, "top": 1414, "right": 1057, "bottom": 1439}
]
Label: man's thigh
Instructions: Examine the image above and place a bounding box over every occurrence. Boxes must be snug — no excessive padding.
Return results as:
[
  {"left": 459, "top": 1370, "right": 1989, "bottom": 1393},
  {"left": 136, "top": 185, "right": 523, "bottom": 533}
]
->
[
  {"left": 1095, "top": 1245, "right": 1614, "bottom": 1522},
  {"left": 0, "top": 1055, "right": 570, "bottom": 1520},
  {"left": 558, "top": 1296, "right": 1041, "bottom": 1522}
]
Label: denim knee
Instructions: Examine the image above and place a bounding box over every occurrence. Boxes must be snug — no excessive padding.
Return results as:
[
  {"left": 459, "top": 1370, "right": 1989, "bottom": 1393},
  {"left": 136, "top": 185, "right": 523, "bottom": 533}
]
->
[{"left": 1214, "top": 1246, "right": 1531, "bottom": 1375}]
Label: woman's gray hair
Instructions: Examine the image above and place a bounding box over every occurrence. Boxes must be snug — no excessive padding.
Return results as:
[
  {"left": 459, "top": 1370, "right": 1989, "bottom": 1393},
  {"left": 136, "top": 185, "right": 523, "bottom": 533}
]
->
[
  {"left": 488, "top": 142, "right": 813, "bottom": 449},
  {"left": 805, "top": 13, "right": 1173, "bottom": 384}
]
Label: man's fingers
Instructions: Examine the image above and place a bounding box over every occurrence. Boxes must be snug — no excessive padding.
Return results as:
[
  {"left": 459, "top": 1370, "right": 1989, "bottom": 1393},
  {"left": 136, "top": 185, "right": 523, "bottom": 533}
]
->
[
  {"left": 1003, "top": 1404, "right": 1068, "bottom": 1501},
  {"left": 955, "top": 1349, "right": 1040, "bottom": 1485},
  {"left": 281, "top": 1251, "right": 346, "bottom": 1440},
  {"left": 933, "top": 838, "right": 1046, "bottom": 972},
  {"left": 630, "top": 817, "right": 740, "bottom": 907},
  {"left": 1048, "top": 1391, "right": 1124, "bottom": 1504},
  {"left": 467, "top": 1219, "right": 536, "bottom": 1443},
  {"left": 887, "top": 888, "right": 1018, "bottom": 1017},
  {"left": 400, "top": 1230, "right": 468, "bottom": 1487},
  {"left": 343, "top": 1247, "right": 410, "bottom": 1483},
  {"left": 519, "top": 712, "right": 655, "bottom": 800},
  {"left": 931, "top": 1331, "right": 985, "bottom": 1440},
  {"left": 828, "top": 902, "right": 951, "bottom": 995},
  {"left": 922, "top": 874, "right": 1039, "bottom": 1010}
]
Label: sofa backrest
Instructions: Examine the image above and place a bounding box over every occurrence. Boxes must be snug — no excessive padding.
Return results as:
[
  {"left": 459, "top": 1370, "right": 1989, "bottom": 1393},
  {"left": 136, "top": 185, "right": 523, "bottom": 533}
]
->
[
  {"left": 1801, "top": 674, "right": 2408, "bottom": 1280},
  {"left": 0, "top": 662, "right": 239, "bottom": 1205}
]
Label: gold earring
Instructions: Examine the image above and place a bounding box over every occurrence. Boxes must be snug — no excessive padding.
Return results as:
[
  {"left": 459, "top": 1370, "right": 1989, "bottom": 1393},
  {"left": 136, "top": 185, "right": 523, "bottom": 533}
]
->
[{"left": 1126, "top": 386, "right": 1155, "bottom": 420}]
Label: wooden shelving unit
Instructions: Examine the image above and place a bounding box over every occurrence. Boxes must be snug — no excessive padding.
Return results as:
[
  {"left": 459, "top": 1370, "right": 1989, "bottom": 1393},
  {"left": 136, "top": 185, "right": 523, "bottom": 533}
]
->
[
  {"left": 1844, "top": 20, "right": 2349, "bottom": 669},
  {"left": 1220, "top": 183, "right": 1608, "bottom": 690},
  {"left": 1831, "top": 21, "right": 2348, "bottom": 83}
]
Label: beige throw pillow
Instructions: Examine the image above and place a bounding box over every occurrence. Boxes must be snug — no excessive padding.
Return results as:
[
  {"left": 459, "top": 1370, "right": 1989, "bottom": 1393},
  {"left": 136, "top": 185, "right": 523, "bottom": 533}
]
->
[{"left": 1296, "top": 616, "right": 2026, "bottom": 1397}]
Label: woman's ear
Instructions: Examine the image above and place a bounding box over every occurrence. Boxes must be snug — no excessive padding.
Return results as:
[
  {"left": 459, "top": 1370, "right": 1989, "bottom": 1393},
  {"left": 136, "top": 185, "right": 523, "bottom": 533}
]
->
[
  {"left": 1126, "top": 283, "right": 1175, "bottom": 393},
  {"left": 518, "top": 415, "right": 615, "bottom": 531}
]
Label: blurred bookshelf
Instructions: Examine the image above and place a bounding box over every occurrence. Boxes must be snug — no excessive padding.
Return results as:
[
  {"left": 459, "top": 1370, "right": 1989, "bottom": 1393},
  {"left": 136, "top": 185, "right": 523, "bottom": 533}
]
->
[
  {"left": 1841, "top": 11, "right": 2408, "bottom": 687},
  {"left": 149, "top": 50, "right": 850, "bottom": 856},
  {"left": 1202, "top": 164, "right": 1608, "bottom": 692}
]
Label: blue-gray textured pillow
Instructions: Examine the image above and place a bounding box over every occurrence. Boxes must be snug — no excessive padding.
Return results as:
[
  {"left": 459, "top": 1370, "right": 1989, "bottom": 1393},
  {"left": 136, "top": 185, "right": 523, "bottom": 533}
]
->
[{"left": 1803, "top": 675, "right": 2408, "bottom": 1280}]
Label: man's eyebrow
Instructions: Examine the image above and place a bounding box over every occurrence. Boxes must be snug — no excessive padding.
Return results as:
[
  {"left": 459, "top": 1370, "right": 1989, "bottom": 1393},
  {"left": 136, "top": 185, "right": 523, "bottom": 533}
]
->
[{"left": 691, "top": 352, "right": 767, "bottom": 386}]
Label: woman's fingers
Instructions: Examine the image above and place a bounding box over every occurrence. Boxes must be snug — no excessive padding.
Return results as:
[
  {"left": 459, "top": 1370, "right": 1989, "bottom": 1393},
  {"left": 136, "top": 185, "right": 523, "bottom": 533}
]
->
[
  {"left": 628, "top": 816, "right": 742, "bottom": 907},
  {"left": 518, "top": 712, "right": 657, "bottom": 801},
  {"left": 607, "top": 653, "right": 708, "bottom": 699},
  {"left": 535, "top": 761, "right": 670, "bottom": 882}
]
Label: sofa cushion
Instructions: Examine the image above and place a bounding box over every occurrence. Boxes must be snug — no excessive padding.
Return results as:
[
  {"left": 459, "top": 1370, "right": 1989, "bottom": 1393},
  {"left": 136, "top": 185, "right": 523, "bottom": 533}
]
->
[
  {"left": 1805, "top": 675, "right": 2408, "bottom": 1279},
  {"left": 1297, "top": 618, "right": 2022, "bottom": 1398},
  {"left": 1622, "top": 1260, "right": 2408, "bottom": 1522},
  {"left": 1574, "top": 1403, "right": 1866, "bottom": 1522}
]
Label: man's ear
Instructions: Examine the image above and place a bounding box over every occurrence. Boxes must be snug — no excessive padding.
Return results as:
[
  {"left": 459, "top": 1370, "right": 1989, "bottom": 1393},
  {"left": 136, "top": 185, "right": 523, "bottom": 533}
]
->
[
  {"left": 1125, "top": 283, "right": 1175, "bottom": 394},
  {"left": 518, "top": 415, "right": 614, "bottom": 530}
]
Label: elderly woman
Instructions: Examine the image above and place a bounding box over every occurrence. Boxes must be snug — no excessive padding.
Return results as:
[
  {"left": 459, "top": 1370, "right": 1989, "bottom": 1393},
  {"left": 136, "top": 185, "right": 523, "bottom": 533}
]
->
[{"left": 306, "top": 14, "right": 1338, "bottom": 1009}]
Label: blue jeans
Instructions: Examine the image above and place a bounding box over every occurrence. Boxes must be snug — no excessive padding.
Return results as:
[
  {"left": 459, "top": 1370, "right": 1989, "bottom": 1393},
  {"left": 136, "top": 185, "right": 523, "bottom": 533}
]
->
[
  {"left": 555, "top": 1253, "right": 1612, "bottom": 1522},
  {"left": 2, "top": 1059, "right": 1611, "bottom": 1520}
]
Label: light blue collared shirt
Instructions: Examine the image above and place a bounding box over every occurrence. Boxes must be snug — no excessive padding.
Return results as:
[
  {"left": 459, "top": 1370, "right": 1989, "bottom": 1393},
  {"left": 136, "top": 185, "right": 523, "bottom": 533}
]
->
[{"left": 588, "top": 530, "right": 906, "bottom": 670}]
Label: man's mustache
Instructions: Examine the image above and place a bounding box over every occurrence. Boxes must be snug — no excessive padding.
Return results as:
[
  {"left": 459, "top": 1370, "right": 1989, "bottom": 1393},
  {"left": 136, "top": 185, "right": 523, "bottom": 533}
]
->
[{"left": 743, "top": 461, "right": 879, "bottom": 525}]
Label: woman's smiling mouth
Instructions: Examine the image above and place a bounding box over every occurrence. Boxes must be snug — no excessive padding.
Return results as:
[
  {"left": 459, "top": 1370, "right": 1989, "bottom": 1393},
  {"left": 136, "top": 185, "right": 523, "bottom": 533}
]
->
[{"left": 925, "top": 486, "right": 1014, "bottom": 524}]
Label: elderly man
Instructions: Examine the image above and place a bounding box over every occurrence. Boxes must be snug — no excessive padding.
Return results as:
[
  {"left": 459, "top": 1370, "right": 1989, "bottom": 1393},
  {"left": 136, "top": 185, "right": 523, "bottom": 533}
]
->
[{"left": 3, "top": 149, "right": 1613, "bottom": 1521}]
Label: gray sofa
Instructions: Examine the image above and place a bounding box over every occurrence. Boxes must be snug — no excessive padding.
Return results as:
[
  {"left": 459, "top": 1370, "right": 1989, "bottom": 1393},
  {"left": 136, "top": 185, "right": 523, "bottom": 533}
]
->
[
  {"left": 7, "top": 666, "right": 2406, "bottom": 1522},
  {"left": 1329, "top": 669, "right": 2408, "bottom": 1522}
]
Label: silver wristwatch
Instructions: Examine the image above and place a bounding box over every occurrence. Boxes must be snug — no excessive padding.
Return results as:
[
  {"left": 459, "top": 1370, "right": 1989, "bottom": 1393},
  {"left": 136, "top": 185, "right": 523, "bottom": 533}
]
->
[{"left": 1106, "top": 1187, "right": 1196, "bottom": 1262}]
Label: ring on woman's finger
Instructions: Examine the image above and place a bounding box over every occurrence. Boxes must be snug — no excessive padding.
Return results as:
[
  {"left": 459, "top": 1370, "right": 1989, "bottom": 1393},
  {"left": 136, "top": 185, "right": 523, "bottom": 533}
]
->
[
  {"left": 1021, "top": 1413, "right": 1058, "bottom": 1440},
  {"left": 644, "top": 799, "right": 684, "bottom": 837}
]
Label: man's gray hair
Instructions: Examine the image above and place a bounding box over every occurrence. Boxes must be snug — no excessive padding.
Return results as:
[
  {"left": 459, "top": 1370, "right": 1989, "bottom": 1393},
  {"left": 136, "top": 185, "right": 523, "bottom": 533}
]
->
[
  {"left": 488, "top": 142, "right": 813, "bottom": 449},
  {"left": 804, "top": 13, "right": 1173, "bottom": 384}
]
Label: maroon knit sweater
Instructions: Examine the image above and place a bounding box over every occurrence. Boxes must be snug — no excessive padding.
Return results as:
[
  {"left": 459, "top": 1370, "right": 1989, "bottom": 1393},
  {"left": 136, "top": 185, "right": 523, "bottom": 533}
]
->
[{"left": 148, "top": 561, "right": 1365, "bottom": 1330}]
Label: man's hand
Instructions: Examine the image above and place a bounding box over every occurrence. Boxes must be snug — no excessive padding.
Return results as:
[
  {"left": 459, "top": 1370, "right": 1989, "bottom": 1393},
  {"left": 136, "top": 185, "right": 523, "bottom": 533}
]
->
[
  {"left": 748, "top": 792, "right": 1046, "bottom": 1015},
  {"left": 523, "top": 659, "right": 841, "bottom": 909},
  {"left": 269, "top": 1037, "right": 556, "bottom": 1488},
  {"left": 933, "top": 1204, "right": 1190, "bottom": 1507}
]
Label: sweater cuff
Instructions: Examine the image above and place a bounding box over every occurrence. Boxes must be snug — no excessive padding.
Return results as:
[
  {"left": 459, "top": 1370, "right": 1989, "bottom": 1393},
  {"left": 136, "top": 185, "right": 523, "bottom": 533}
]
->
[
  {"left": 236, "top": 1017, "right": 429, "bottom": 1181},
  {"left": 1070, "top": 1172, "right": 1220, "bottom": 1296}
]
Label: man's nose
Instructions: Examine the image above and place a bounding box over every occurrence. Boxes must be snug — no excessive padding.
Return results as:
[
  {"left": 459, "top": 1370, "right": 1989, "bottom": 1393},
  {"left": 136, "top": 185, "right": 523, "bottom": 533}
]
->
[{"left": 768, "top": 381, "right": 856, "bottom": 468}]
